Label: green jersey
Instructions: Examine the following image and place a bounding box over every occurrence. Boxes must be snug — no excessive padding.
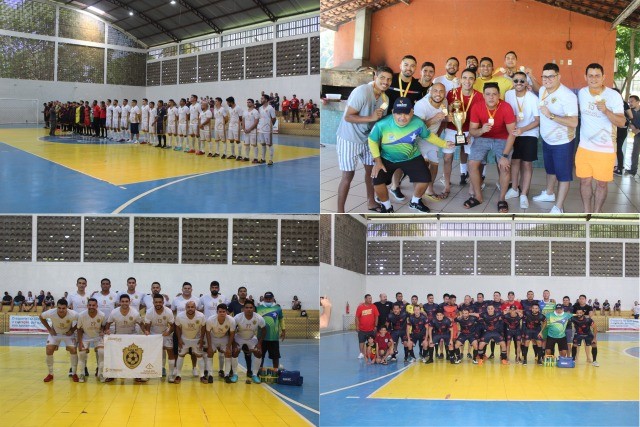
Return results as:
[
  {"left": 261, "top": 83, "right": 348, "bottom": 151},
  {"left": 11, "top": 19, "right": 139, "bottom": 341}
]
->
[
  {"left": 368, "top": 115, "right": 429, "bottom": 163},
  {"left": 540, "top": 299, "right": 556, "bottom": 316},
  {"left": 545, "top": 311, "right": 573, "bottom": 338},
  {"left": 256, "top": 303, "right": 284, "bottom": 341}
]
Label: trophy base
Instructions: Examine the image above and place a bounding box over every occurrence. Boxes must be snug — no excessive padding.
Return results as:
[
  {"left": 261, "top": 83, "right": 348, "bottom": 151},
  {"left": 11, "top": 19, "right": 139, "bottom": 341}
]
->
[{"left": 454, "top": 134, "right": 467, "bottom": 146}]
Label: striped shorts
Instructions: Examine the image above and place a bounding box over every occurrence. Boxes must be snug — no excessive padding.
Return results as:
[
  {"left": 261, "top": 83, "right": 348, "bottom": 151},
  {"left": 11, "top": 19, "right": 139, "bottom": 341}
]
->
[{"left": 336, "top": 136, "right": 374, "bottom": 171}]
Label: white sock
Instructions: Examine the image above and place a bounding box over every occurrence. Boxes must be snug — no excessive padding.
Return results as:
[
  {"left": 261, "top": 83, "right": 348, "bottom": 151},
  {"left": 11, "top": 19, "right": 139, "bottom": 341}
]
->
[
  {"left": 261, "top": 145, "right": 266, "bottom": 160},
  {"left": 222, "top": 141, "right": 227, "bottom": 155},
  {"left": 197, "top": 358, "right": 204, "bottom": 375},
  {"left": 97, "top": 348, "right": 104, "bottom": 375},
  {"left": 218, "top": 353, "right": 224, "bottom": 372},
  {"left": 229, "top": 142, "right": 235, "bottom": 156},
  {"left": 205, "top": 356, "right": 212, "bottom": 374},
  {"left": 225, "top": 357, "right": 232, "bottom": 375},
  {"left": 70, "top": 353, "right": 78, "bottom": 374},
  {"left": 268, "top": 145, "right": 274, "bottom": 161},
  {"left": 253, "top": 146, "right": 258, "bottom": 159},
  {"left": 208, "top": 141, "right": 213, "bottom": 153},
  {"left": 460, "top": 163, "right": 468, "bottom": 174},
  {"left": 244, "top": 145, "right": 250, "bottom": 159},
  {"left": 411, "top": 196, "right": 420, "bottom": 204},
  {"left": 46, "top": 354, "right": 54, "bottom": 374},
  {"left": 168, "top": 358, "right": 176, "bottom": 376},
  {"left": 176, "top": 356, "right": 184, "bottom": 375},
  {"left": 78, "top": 351, "right": 88, "bottom": 374},
  {"left": 382, "top": 200, "right": 392, "bottom": 209}
]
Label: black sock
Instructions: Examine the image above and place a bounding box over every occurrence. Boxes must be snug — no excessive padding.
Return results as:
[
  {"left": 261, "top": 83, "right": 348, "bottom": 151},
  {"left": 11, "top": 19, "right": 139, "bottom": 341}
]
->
[
  {"left": 403, "top": 346, "right": 408, "bottom": 359},
  {"left": 522, "top": 345, "right": 528, "bottom": 360},
  {"left": 500, "top": 351, "right": 507, "bottom": 360},
  {"left": 478, "top": 349, "right": 485, "bottom": 358},
  {"left": 473, "top": 349, "right": 478, "bottom": 359},
  {"left": 490, "top": 341, "right": 495, "bottom": 355},
  {"left": 410, "top": 348, "right": 415, "bottom": 358},
  {"left": 572, "top": 346, "right": 577, "bottom": 359},
  {"left": 245, "top": 353, "right": 252, "bottom": 374},
  {"left": 533, "top": 344, "right": 540, "bottom": 358},
  {"left": 428, "top": 347, "right": 434, "bottom": 359},
  {"left": 592, "top": 347, "right": 597, "bottom": 362}
]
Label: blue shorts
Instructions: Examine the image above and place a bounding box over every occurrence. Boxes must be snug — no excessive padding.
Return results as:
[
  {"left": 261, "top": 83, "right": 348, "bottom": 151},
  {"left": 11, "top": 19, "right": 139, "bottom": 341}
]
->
[
  {"left": 573, "top": 333, "right": 594, "bottom": 346},
  {"left": 391, "top": 330, "right": 406, "bottom": 345},
  {"left": 542, "top": 139, "right": 575, "bottom": 182},
  {"left": 505, "top": 329, "right": 522, "bottom": 341},
  {"left": 410, "top": 334, "right": 426, "bottom": 345},
  {"left": 565, "top": 328, "right": 574, "bottom": 343},
  {"left": 522, "top": 330, "right": 541, "bottom": 341},
  {"left": 431, "top": 333, "right": 450, "bottom": 345},
  {"left": 456, "top": 333, "right": 477, "bottom": 345},
  {"left": 469, "top": 137, "right": 511, "bottom": 163},
  {"left": 481, "top": 331, "right": 504, "bottom": 343}
]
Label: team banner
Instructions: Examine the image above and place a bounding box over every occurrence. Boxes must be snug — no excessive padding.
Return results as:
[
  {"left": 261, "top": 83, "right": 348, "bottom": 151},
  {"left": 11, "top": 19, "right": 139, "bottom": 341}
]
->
[
  {"left": 104, "top": 334, "right": 163, "bottom": 378},
  {"left": 607, "top": 317, "right": 640, "bottom": 332},
  {"left": 8, "top": 315, "right": 48, "bottom": 333}
]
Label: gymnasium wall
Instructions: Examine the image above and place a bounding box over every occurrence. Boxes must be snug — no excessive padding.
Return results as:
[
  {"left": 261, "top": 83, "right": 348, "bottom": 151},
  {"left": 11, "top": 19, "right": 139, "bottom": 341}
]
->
[{"left": 320, "top": 263, "right": 366, "bottom": 332}]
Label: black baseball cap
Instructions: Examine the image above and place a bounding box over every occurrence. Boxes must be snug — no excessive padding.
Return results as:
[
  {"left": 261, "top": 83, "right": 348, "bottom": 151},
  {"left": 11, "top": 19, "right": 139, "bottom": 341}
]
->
[
  {"left": 392, "top": 97, "right": 413, "bottom": 114},
  {"left": 264, "top": 292, "right": 274, "bottom": 299},
  {"left": 555, "top": 304, "right": 563, "bottom": 309}
]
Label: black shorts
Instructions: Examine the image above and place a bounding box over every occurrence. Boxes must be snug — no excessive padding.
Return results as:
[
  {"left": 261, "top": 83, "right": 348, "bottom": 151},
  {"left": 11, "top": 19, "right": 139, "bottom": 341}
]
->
[
  {"left": 261, "top": 340, "right": 281, "bottom": 359},
  {"left": 130, "top": 123, "right": 139, "bottom": 134},
  {"left": 522, "top": 330, "right": 541, "bottom": 341},
  {"left": 573, "top": 333, "right": 594, "bottom": 346},
  {"left": 480, "top": 331, "right": 504, "bottom": 343},
  {"left": 410, "top": 333, "right": 426, "bottom": 345},
  {"left": 505, "top": 330, "right": 522, "bottom": 341},
  {"left": 358, "top": 330, "right": 375, "bottom": 343},
  {"left": 391, "top": 330, "right": 406, "bottom": 344},
  {"left": 456, "top": 333, "right": 476, "bottom": 345},
  {"left": 431, "top": 333, "right": 450, "bottom": 345},
  {"left": 100, "top": 118, "right": 106, "bottom": 126},
  {"left": 512, "top": 136, "right": 538, "bottom": 162},
  {"left": 545, "top": 336, "right": 568, "bottom": 352},
  {"left": 372, "top": 156, "right": 431, "bottom": 186}
]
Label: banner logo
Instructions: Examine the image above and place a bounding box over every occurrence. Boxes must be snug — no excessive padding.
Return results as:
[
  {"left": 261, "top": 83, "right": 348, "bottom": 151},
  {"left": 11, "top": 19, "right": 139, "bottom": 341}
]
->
[{"left": 123, "top": 343, "right": 144, "bottom": 369}]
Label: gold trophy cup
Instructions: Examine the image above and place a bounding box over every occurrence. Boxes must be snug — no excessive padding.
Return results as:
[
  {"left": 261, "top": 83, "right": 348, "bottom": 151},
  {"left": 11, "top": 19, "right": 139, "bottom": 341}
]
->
[{"left": 450, "top": 100, "right": 467, "bottom": 146}]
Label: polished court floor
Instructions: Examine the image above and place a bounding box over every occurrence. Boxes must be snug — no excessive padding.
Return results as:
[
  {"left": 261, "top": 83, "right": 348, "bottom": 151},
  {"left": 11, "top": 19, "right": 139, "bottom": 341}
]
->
[
  {"left": 0, "top": 126, "right": 319, "bottom": 213},
  {"left": 0, "top": 335, "right": 318, "bottom": 427},
  {"left": 320, "top": 144, "right": 640, "bottom": 214},
  {"left": 320, "top": 331, "right": 639, "bottom": 426}
]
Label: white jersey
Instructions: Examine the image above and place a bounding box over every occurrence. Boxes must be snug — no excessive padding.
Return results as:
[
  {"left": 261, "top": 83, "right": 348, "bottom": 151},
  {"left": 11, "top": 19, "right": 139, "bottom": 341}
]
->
[
  {"left": 92, "top": 291, "right": 117, "bottom": 318},
  {"left": 206, "top": 314, "right": 235, "bottom": 338},
  {"left": 77, "top": 310, "right": 106, "bottom": 339},
  {"left": 107, "top": 307, "right": 141, "bottom": 334},
  {"left": 149, "top": 107, "right": 157, "bottom": 127},
  {"left": 234, "top": 312, "right": 266, "bottom": 340},
  {"left": 129, "top": 105, "right": 140, "bottom": 123},
  {"left": 67, "top": 292, "right": 90, "bottom": 312},
  {"left": 243, "top": 109, "right": 260, "bottom": 132},
  {"left": 106, "top": 105, "right": 113, "bottom": 121},
  {"left": 539, "top": 84, "right": 578, "bottom": 145},
  {"left": 434, "top": 75, "right": 460, "bottom": 94},
  {"left": 141, "top": 293, "right": 170, "bottom": 310},
  {"left": 189, "top": 104, "right": 200, "bottom": 125},
  {"left": 122, "top": 291, "right": 145, "bottom": 311},
  {"left": 141, "top": 104, "right": 149, "bottom": 122},
  {"left": 175, "top": 311, "right": 205, "bottom": 339},
  {"left": 414, "top": 95, "right": 449, "bottom": 134},
  {"left": 121, "top": 104, "right": 131, "bottom": 123},
  {"left": 258, "top": 105, "right": 276, "bottom": 133},
  {"left": 41, "top": 308, "right": 78, "bottom": 334},
  {"left": 113, "top": 106, "right": 122, "bottom": 123},
  {"left": 228, "top": 106, "right": 243, "bottom": 130},
  {"left": 199, "top": 294, "right": 230, "bottom": 319},
  {"left": 578, "top": 86, "right": 624, "bottom": 153},
  {"left": 144, "top": 306, "right": 175, "bottom": 335},
  {"left": 172, "top": 294, "right": 200, "bottom": 314},
  {"left": 213, "top": 106, "right": 228, "bottom": 130},
  {"left": 167, "top": 106, "right": 178, "bottom": 123},
  {"left": 178, "top": 105, "right": 189, "bottom": 124},
  {"left": 199, "top": 109, "right": 213, "bottom": 132},
  {"left": 505, "top": 89, "right": 540, "bottom": 138}
]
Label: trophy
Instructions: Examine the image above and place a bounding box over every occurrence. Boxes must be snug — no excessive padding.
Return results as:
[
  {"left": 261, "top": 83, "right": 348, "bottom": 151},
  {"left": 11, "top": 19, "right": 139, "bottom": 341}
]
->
[{"left": 450, "top": 100, "right": 467, "bottom": 146}]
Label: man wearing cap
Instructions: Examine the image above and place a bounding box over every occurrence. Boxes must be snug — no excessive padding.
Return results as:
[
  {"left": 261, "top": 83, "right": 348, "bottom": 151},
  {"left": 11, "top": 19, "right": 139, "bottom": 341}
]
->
[
  {"left": 467, "top": 82, "right": 517, "bottom": 212},
  {"left": 256, "top": 292, "right": 285, "bottom": 369},
  {"left": 539, "top": 304, "right": 576, "bottom": 358},
  {"left": 369, "top": 97, "right": 454, "bottom": 213}
]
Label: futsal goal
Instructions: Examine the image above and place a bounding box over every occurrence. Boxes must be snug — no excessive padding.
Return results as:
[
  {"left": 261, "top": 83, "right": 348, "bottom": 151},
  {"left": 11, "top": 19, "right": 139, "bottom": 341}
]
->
[{"left": 0, "top": 98, "right": 40, "bottom": 125}]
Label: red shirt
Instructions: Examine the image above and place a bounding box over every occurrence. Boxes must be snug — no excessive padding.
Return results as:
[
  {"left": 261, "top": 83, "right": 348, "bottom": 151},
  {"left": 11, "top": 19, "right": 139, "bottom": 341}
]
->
[
  {"left": 305, "top": 102, "right": 313, "bottom": 112},
  {"left": 290, "top": 98, "right": 300, "bottom": 109},
  {"left": 356, "top": 303, "right": 379, "bottom": 332},
  {"left": 375, "top": 333, "right": 392, "bottom": 351},
  {"left": 469, "top": 100, "right": 515, "bottom": 140},
  {"left": 282, "top": 100, "right": 290, "bottom": 111},
  {"left": 99, "top": 106, "right": 107, "bottom": 119},
  {"left": 93, "top": 105, "right": 101, "bottom": 119},
  {"left": 501, "top": 300, "right": 523, "bottom": 312},
  {"left": 446, "top": 88, "right": 483, "bottom": 132}
]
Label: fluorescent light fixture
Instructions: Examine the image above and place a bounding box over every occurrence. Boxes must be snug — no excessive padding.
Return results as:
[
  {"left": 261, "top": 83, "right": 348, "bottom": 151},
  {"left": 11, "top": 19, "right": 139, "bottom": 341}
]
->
[
  {"left": 170, "top": 0, "right": 176, "bottom": 4},
  {"left": 87, "top": 6, "right": 105, "bottom": 15},
  {"left": 129, "top": 11, "right": 134, "bottom": 16}
]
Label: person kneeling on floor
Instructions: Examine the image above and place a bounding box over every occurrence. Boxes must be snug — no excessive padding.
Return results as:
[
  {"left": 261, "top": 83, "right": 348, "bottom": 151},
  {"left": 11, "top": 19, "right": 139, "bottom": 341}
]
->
[{"left": 369, "top": 97, "right": 454, "bottom": 213}]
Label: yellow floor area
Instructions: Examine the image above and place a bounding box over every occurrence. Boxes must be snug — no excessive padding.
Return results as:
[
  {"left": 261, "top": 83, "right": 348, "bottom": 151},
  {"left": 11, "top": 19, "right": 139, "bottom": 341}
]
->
[
  {"left": 370, "top": 341, "right": 639, "bottom": 401},
  {"left": 0, "top": 346, "right": 310, "bottom": 427},
  {"left": 0, "top": 128, "right": 319, "bottom": 186}
]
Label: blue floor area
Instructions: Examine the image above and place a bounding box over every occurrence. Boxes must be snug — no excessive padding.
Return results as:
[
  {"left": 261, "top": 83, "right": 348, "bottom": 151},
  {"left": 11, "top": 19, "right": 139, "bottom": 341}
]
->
[
  {"left": 0, "top": 141, "right": 319, "bottom": 213},
  {"left": 1, "top": 335, "right": 319, "bottom": 425},
  {"left": 320, "top": 332, "right": 639, "bottom": 427}
]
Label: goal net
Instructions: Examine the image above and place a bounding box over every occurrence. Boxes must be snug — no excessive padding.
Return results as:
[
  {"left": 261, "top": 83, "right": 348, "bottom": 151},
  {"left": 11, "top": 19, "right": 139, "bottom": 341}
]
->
[{"left": 0, "top": 98, "right": 40, "bottom": 125}]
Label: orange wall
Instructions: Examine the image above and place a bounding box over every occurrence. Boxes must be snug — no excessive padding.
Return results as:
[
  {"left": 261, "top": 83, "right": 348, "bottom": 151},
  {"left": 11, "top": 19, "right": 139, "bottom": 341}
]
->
[{"left": 332, "top": 0, "right": 617, "bottom": 88}]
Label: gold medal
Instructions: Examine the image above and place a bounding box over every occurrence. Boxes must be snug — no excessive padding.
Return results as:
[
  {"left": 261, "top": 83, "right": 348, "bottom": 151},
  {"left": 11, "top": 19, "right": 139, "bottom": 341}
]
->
[{"left": 488, "top": 118, "right": 495, "bottom": 125}]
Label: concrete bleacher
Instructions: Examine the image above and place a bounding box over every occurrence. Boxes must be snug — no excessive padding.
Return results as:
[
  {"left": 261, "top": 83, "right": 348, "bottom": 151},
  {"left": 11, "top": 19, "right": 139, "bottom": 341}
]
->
[{"left": 278, "top": 119, "right": 320, "bottom": 137}]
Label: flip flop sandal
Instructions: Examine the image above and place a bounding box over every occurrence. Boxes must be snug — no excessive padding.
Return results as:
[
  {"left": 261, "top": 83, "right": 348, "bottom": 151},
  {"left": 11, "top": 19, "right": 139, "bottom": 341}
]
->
[
  {"left": 368, "top": 204, "right": 383, "bottom": 212},
  {"left": 423, "top": 193, "right": 442, "bottom": 202},
  {"left": 497, "top": 201, "right": 509, "bottom": 213},
  {"left": 438, "top": 190, "right": 450, "bottom": 200},
  {"left": 463, "top": 197, "right": 481, "bottom": 209}
]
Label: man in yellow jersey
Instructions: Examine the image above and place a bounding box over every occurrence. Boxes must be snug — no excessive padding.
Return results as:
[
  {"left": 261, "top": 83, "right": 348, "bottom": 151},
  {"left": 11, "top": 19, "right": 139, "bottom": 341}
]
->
[{"left": 473, "top": 57, "right": 513, "bottom": 99}]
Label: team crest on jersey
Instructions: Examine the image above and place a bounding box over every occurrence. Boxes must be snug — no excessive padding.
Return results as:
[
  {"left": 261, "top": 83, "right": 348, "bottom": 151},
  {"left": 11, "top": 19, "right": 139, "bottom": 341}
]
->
[
  {"left": 163, "top": 316, "right": 166, "bottom": 320},
  {"left": 135, "top": 295, "right": 139, "bottom": 299},
  {"left": 109, "top": 297, "right": 113, "bottom": 300},
  {"left": 123, "top": 343, "right": 143, "bottom": 369},
  {"left": 252, "top": 320, "right": 257, "bottom": 325},
  {"left": 551, "top": 98, "right": 557, "bottom": 103},
  {"left": 129, "top": 316, "right": 133, "bottom": 321}
]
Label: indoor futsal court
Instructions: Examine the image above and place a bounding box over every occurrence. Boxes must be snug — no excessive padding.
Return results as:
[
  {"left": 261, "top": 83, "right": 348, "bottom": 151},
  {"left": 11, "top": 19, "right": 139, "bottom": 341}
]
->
[
  {"left": 0, "top": 125, "right": 319, "bottom": 213},
  {"left": 0, "top": 335, "right": 318, "bottom": 427}
]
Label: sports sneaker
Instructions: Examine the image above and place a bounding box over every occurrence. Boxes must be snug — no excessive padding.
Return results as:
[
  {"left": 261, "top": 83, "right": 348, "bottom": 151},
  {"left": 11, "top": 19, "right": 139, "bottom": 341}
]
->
[
  {"left": 200, "top": 376, "right": 208, "bottom": 384},
  {"left": 192, "top": 368, "right": 199, "bottom": 377},
  {"left": 467, "top": 353, "right": 472, "bottom": 359},
  {"left": 167, "top": 375, "right": 175, "bottom": 383},
  {"left": 259, "top": 159, "right": 266, "bottom": 164},
  {"left": 98, "top": 374, "right": 105, "bottom": 382},
  {"left": 196, "top": 151, "right": 205, "bottom": 155},
  {"left": 532, "top": 190, "right": 555, "bottom": 202},
  {"left": 460, "top": 173, "right": 468, "bottom": 185},
  {"left": 174, "top": 376, "right": 181, "bottom": 384},
  {"left": 501, "top": 359, "right": 509, "bottom": 365},
  {"left": 437, "top": 353, "right": 443, "bottom": 360},
  {"left": 68, "top": 368, "right": 73, "bottom": 377},
  {"left": 520, "top": 195, "right": 529, "bottom": 209},
  {"left": 389, "top": 187, "right": 405, "bottom": 202},
  {"left": 72, "top": 374, "right": 79, "bottom": 382},
  {"left": 550, "top": 205, "right": 564, "bottom": 214},
  {"left": 78, "top": 375, "right": 85, "bottom": 383},
  {"left": 252, "top": 159, "right": 259, "bottom": 164},
  {"left": 105, "top": 377, "right": 114, "bottom": 383},
  {"left": 592, "top": 361, "right": 599, "bottom": 367},
  {"left": 251, "top": 374, "right": 261, "bottom": 384},
  {"left": 358, "top": 353, "right": 364, "bottom": 359},
  {"left": 454, "top": 358, "right": 462, "bottom": 364},
  {"left": 221, "top": 154, "right": 227, "bottom": 159},
  {"left": 218, "top": 370, "right": 225, "bottom": 378},
  {"left": 390, "top": 356, "right": 397, "bottom": 362},
  {"left": 236, "top": 156, "right": 243, "bottom": 161},
  {"left": 267, "top": 160, "right": 273, "bottom": 166},
  {"left": 409, "top": 199, "right": 430, "bottom": 212},
  {"left": 488, "top": 354, "right": 494, "bottom": 359},
  {"left": 407, "top": 357, "right": 415, "bottom": 363},
  {"left": 380, "top": 204, "right": 394, "bottom": 213},
  {"left": 472, "top": 359, "right": 478, "bottom": 365},
  {"left": 207, "top": 153, "right": 214, "bottom": 157},
  {"left": 522, "top": 359, "right": 527, "bottom": 366},
  {"left": 213, "top": 153, "right": 220, "bottom": 158},
  {"left": 243, "top": 158, "right": 250, "bottom": 162},
  {"left": 43, "top": 374, "right": 54, "bottom": 382},
  {"left": 624, "top": 169, "right": 636, "bottom": 175},
  {"left": 208, "top": 375, "right": 213, "bottom": 383},
  {"left": 228, "top": 155, "right": 236, "bottom": 160},
  {"left": 425, "top": 358, "right": 433, "bottom": 364},
  {"left": 613, "top": 168, "right": 623, "bottom": 176},
  {"left": 173, "top": 146, "right": 181, "bottom": 151},
  {"left": 505, "top": 187, "right": 519, "bottom": 200},
  {"left": 224, "top": 375, "right": 232, "bottom": 384},
  {"left": 187, "top": 149, "right": 195, "bottom": 153}
]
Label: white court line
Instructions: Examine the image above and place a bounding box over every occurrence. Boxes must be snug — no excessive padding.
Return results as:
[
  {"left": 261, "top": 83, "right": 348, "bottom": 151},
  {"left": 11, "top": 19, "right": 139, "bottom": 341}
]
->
[
  {"left": 367, "top": 397, "right": 639, "bottom": 402},
  {"left": 320, "top": 364, "right": 411, "bottom": 396},
  {"left": 261, "top": 383, "right": 320, "bottom": 416}
]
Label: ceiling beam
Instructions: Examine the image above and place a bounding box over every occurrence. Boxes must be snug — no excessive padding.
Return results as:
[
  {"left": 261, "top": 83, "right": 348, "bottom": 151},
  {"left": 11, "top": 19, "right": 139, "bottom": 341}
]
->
[
  {"left": 611, "top": 0, "right": 640, "bottom": 28},
  {"left": 177, "top": 0, "right": 222, "bottom": 33},
  {"left": 104, "top": 0, "right": 180, "bottom": 43},
  {"left": 252, "top": 0, "right": 277, "bottom": 21}
]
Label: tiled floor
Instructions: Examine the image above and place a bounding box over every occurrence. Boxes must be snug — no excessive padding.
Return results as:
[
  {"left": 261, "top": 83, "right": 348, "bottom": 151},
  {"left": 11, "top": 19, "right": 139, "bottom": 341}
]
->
[{"left": 321, "top": 144, "right": 640, "bottom": 214}]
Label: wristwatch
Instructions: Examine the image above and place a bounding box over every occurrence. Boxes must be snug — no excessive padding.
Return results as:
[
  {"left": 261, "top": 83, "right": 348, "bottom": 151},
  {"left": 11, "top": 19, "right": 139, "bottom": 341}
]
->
[
  {"left": 501, "top": 153, "right": 509, "bottom": 159},
  {"left": 550, "top": 113, "right": 556, "bottom": 120}
]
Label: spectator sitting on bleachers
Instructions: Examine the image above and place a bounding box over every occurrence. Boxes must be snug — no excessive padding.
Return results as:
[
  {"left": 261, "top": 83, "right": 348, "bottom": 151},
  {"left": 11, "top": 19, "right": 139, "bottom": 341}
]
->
[
  {"left": 614, "top": 300, "right": 621, "bottom": 315},
  {"left": 11, "top": 291, "right": 25, "bottom": 312},
  {"left": 633, "top": 301, "right": 640, "bottom": 319},
  {"left": 602, "top": 299, "right": 611, "bottom": 315},
  {"left": 23, "top": 291, "right": 36, "bottom": 312},
  {"left": 291, "top": 296, "right": 302, "bottom": 310},
  {"left": 36, "top": 290, "right": 45, "bottom": 308},
  {"left": 593, "top": 299, "right": 601, "bottom": 313},
  {"left": 2, "top": 292, "right": 12, "bottom": 310},
  {"left": 44, "top": 292, "right": 55, "bottom": 308}
]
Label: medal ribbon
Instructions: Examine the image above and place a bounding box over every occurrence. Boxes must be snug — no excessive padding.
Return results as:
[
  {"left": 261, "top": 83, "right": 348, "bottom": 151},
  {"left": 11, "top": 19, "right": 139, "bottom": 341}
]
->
[{"left": 398, "top": 75, "right": 411, "bottom": 98}]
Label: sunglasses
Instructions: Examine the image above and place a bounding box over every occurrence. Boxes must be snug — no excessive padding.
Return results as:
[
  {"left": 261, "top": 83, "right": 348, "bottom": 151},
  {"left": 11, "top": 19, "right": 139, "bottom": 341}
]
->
[{"left": 513, "top": 79, "right": 526, "bottom": 84}]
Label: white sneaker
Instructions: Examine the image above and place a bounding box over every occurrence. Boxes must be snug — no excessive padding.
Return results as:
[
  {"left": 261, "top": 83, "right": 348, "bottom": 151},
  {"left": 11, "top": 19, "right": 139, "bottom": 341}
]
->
[
  {"left": 192, "top": 368, "right": 199, "bottom": 377},
  {"left": 592, "top": 361, "right": 599, "bottom": 367},
  {"left": 505, "top": 188, "right": 519, "bottom": 200},
  {"left": 358, "top": 353, "right": 364, "bottom": 359},
  {"left": 550, "top": 205, "right": 564, "bottom": 214},
  {"left": 78, "top": 375, "right": 85, "bottom": 383},
  {"left": 533, "top": 190, "right": 555, "bottom": 202},
  {"left": 520, "top": 195, "right": 529, "bottom": 209}
]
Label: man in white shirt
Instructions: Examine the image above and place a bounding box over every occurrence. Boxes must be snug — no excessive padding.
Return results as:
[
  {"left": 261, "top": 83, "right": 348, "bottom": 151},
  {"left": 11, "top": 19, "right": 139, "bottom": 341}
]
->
[
  {"left": 532, "top": 63, "right": 578, "bottom": 213},
  {"left": 148, "top": 101, "right": 157, "bottom": 143},
  {"left": 258, "top": 94, "right": 277, "bottom": 165},
  {"left": 212, "top": 97, "right": 229, "bottom": 158},
  {"left": 141, "top": 281, "right": 170, "bottom": 312},
  {"left": 140, "top": 98, "right": 149, "bottom": 144},
  {"left": 576, "top": 63, "right": 626, "bottom": 213},
  {"left": 177, "top": 98, "right": 189, "bottom": 151},
  {"left": 167, "top": 99, "right": 179, "bottom": 149},
  {"left": 122, "top": 277, "right": 145, "bottom": 311},
  {"left": 199, "top": 281, "right": 230, "bottom": 378},
  {"left": 226, "top": 96, "right": 243, "bottom": 160},
  {"left": 188, "top": 94, "right": 200, "bottom": 154},
  {"left": 233, "top": 300, "right": 266, "bottom": 384},
  {"left": 104, "top": 293, "right": 146, "bottom": 382},
  {"left": 112, "top": 100, "right": 121, "bottom": 141},
  {"left": 174, "top": 301, "right": 206, "bottom": 384},
  {"left": 172, "top": 281, "right": 200, "bottom": 376},
  {"left": 68, "top": 277, "right": 89, "bottom": 313},
  {"left": 199, "top": 101, "right": 213, "bottom": 156},
  {"left": 243, "top": 98, "right": 261, "bottom": 163},
  {"left": 39, "top": 298, "right": 79, "bottom": 382},
  {"left": 91, "top": 278, "right": 117, "bottom": 320},
  {"left": 433, "top": 57, "right": 460, "bottom": 95},
  {"left": 120, "top": 99, "right": 131, "bottom": 142},
  {"left": 105, "top": 99, "right": 113, "bottom": 139},
  {"left": 144, "top": 293, "right": 175, "bottom": 381},
  {"left": 129, "top": 99, "right": 140, "bottom": 143},
  {"left": 206, "top": 304, "right": 236, "bottom": 383},
  {"left": 504, "top": 71, "right": 540, "bottom": 209},
  {"left": 76, "top": 298, "right": 106, "bottom": 382}
]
